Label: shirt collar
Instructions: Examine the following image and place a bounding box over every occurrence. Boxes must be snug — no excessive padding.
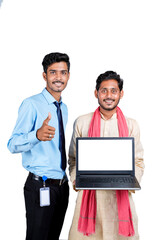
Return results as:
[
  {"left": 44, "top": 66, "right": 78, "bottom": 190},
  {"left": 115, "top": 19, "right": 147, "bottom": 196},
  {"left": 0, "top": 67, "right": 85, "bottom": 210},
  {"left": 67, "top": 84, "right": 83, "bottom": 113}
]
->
[{"left": 42, "top": 88, "right": 62, "bottom": 104}]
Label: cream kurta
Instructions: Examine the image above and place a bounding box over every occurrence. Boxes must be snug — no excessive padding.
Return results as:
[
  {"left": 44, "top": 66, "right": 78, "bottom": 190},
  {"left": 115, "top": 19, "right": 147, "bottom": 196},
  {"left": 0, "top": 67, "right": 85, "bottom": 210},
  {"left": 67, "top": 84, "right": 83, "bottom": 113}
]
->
[{"left": 68, "top": 112, "right": 144, "bottom": 240}]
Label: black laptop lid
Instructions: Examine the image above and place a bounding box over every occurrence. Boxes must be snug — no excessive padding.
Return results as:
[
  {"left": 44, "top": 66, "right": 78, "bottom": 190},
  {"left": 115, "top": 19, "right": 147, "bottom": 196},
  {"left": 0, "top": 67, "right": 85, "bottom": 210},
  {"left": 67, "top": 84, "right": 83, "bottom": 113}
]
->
[{"left": 76, "top": 137, "right": 135, "bottom": 176}]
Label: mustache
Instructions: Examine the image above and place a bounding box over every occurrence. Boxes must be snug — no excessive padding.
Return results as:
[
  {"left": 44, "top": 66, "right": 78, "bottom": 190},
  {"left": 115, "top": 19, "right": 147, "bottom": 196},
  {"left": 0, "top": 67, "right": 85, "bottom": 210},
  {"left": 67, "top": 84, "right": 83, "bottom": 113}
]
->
[
  {"left": 52, "top": 81, "right": 64, "bottom": 84},
  {"left": 103, "top": 98, "right": 115, "bottom": 101}
]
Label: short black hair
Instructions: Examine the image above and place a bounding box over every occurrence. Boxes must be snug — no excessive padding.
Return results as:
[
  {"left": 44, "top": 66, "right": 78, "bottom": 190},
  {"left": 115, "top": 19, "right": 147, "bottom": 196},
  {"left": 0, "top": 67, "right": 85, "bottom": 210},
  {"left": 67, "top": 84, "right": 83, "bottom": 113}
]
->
[
  {"left": 96, "top": 71, "right": 123, "bottom": 91},
  {"left": 42, "top": 52, "right": 70, "bottom": 73}
]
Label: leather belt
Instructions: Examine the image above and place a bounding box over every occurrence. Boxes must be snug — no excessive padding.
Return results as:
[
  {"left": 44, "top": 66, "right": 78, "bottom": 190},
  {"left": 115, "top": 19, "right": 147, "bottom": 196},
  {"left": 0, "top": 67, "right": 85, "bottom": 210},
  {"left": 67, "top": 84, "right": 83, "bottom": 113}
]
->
[{"left": 30, "top": 172, "right": 67, "bottom": 186}]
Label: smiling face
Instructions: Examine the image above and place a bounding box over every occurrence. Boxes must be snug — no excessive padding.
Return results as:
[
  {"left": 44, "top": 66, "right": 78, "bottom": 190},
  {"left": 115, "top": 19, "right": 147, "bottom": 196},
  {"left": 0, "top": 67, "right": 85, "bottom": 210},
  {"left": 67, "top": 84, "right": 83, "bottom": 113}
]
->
[
  {"left": 95, "top": 79, "right": 124, "bottom": 116},
  {"left": 43, "top": 61, "right": 70, "bottom": 101}
]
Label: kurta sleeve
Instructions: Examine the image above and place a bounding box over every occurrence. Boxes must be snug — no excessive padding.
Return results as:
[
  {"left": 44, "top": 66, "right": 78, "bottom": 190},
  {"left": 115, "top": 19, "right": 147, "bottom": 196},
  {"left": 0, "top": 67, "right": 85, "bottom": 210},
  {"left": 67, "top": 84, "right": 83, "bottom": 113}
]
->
[
  {"left": 68, "top": 118, "right": 81, "bottom": 184},
  {"left": 128, "top": 119, "right": 144, "bottom": 184}
]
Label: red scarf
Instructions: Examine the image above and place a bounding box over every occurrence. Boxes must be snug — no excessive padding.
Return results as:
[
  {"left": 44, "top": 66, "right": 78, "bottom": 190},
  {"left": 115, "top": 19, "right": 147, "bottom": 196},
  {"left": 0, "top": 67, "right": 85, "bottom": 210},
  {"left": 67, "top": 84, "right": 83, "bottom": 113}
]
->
[{"left": 78, "top": 107, "right": 135, "bottom": 237}]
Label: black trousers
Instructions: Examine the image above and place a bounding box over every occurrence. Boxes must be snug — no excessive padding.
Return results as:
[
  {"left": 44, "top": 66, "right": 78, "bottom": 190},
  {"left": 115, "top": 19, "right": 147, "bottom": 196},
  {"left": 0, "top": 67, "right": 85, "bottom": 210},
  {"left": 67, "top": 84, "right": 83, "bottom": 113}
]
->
[{"left": 24, "top": 173, "right": 69, "bottom": 240}]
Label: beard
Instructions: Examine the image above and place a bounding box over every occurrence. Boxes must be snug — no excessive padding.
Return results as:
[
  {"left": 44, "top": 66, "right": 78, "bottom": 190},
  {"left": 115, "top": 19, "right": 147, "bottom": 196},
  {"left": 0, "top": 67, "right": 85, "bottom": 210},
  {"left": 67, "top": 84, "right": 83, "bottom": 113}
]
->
[
  {"left": 47, "top": 80, "right": 65, "bottom": 93},
  {"left": 98, "top": 97, "right": 120, "bottom": 111}
]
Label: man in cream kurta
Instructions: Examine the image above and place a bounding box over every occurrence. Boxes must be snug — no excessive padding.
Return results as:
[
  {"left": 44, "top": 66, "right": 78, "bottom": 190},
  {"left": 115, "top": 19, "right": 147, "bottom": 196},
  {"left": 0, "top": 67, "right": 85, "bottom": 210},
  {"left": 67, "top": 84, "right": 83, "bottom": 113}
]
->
[{"left": 68, "top": 71, "right": 144, "bottom": 240}]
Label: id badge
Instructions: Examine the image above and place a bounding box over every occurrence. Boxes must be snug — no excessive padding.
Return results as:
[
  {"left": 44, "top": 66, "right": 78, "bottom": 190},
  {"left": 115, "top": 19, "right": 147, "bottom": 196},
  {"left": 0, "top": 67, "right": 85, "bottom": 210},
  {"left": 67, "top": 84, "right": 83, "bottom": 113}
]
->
[{"left": 40, "top": 187, "right": 50, "bottom": 207}]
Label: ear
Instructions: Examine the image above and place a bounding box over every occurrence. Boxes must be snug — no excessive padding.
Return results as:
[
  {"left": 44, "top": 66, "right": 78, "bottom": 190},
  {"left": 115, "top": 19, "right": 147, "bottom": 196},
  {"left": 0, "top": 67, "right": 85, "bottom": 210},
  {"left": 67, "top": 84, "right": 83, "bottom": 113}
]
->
[
  {"left": 120, "top": 90, "right": 124, "bottom": 99},
  {"left": 43, "top": 72, "right": 47, "bottom": 82},
  {"left": 67, "top": 72, "right": 70, "bottom": 81},
  {"left": 94, "top": 89, "right": 98, "bottom": 99}
]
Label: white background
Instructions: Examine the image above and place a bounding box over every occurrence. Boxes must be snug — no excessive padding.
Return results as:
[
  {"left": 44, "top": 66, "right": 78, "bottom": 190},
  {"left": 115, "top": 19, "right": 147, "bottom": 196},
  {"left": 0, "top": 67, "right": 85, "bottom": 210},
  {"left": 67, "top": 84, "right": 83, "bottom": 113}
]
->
[{"left": 0, "top": 0, "right": 160, "bottom": 239}]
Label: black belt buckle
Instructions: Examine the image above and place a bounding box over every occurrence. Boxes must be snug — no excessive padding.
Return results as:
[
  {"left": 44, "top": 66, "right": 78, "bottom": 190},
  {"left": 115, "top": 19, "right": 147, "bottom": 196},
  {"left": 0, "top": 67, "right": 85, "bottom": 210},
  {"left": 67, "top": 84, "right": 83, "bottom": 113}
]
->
[{"left": 34, "top": 174, "right": 41, "bottom": 181}]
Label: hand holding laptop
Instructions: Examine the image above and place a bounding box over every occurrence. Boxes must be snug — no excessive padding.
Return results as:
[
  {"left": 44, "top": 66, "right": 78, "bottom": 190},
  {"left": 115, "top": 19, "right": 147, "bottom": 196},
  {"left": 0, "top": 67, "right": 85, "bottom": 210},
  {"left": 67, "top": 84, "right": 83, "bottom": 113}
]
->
[{"left": 73, "top": 180, "right": 79, "bottom": 192}]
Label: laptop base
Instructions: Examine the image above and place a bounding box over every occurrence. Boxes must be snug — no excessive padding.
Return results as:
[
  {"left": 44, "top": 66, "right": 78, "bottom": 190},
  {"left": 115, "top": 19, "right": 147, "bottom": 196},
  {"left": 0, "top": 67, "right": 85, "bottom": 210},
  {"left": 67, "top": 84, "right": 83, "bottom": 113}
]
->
[{"left": 76, "top": 175, "right": 141, "bottom": 190}]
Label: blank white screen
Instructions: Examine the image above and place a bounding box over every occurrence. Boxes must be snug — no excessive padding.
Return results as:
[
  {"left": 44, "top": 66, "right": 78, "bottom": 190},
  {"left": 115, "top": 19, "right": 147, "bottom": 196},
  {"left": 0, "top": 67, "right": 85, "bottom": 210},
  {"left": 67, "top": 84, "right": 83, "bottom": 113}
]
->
[{"left": 78, "top": 139, "right": 133, "bottom": 171}]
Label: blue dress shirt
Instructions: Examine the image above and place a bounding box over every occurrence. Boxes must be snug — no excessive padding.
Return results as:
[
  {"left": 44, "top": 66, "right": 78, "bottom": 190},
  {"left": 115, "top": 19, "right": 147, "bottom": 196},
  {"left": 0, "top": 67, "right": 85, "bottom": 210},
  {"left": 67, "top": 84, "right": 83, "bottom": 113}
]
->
[{"left": 7, "top": 88, "right": 68, "bottom": 179}]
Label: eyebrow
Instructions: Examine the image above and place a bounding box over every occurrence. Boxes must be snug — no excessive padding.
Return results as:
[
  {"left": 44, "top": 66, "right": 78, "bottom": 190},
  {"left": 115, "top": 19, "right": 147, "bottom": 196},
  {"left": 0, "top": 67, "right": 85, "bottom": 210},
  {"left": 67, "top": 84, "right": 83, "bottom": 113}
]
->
[
  {"left": 100, "top": 87, "right": 118, "bottom": 89},
  {"left": 49, "top": 69, "right": 68, "bottom": 72}
]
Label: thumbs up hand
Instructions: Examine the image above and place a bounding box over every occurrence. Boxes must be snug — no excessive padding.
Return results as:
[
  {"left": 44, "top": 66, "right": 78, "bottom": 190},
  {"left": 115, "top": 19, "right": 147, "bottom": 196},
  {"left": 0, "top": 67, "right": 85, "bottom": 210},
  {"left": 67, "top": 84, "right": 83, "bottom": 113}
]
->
[
  {"left": 43, "top": 112, "right": 52, "bottom": 125},
  {"left": 36, "top": 113, "right": 55, "bottom": 141}
]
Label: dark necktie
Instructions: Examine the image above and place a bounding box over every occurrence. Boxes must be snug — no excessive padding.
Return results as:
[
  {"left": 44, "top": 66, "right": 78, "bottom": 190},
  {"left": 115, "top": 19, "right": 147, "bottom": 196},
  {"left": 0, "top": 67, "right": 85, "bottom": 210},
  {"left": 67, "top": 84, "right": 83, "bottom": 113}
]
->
[{"left": 54, "top": 101, "right": 66, "bottom": 171}]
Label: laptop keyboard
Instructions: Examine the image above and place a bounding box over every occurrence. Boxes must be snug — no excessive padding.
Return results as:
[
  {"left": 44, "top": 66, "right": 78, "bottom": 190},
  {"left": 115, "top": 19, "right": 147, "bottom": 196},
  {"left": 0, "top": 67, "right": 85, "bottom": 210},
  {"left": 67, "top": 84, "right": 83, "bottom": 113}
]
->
[{"left": 79, "top": 176, "right": 136, "bottom": 184}]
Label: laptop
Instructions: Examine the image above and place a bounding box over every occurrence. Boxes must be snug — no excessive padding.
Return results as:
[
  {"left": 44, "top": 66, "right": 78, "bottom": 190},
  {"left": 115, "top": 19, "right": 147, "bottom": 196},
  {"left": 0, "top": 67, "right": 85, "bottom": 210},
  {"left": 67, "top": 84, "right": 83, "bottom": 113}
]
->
[{"left": 76, "top": 137, "right": 140, "bottom": 190}]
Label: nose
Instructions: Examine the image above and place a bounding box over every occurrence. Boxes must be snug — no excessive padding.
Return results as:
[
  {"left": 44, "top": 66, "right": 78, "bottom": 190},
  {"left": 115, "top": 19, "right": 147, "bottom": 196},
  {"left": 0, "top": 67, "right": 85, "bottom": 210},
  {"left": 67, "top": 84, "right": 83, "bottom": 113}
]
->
[
  {"left": 106, "top": 89, "right": 112, "bottom": 98},
  {"left": 56, "top": 72, "right": 61, "bottom": 80}
]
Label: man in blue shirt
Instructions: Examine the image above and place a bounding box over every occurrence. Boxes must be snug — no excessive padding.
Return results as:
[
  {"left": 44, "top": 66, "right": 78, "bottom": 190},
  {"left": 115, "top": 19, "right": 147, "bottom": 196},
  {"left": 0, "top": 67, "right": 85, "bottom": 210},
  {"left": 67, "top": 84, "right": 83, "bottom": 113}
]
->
[{"left": 7, "top": 52, "right": 70, "bottom": 240}]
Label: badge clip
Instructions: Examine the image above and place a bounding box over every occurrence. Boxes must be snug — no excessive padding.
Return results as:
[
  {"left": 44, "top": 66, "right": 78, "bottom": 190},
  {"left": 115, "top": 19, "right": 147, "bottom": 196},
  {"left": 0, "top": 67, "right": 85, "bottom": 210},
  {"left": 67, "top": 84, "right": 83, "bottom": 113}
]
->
[{"left": 42, "top": 175, "right": 47, "bottom": 188}]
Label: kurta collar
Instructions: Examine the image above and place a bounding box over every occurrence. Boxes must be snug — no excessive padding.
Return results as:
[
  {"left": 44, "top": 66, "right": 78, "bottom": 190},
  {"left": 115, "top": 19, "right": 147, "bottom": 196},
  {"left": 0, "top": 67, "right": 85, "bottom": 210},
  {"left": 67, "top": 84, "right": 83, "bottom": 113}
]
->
[{"left": 100, "top": 111, "right": 117, "bottom": 121}]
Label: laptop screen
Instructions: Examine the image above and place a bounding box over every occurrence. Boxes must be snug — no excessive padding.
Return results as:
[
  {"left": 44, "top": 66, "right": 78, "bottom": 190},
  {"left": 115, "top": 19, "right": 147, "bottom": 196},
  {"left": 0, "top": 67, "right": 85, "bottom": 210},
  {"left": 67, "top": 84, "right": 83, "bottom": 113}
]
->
[{"left": 77, "top": 137, "right": 134, "bottom": 171}]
